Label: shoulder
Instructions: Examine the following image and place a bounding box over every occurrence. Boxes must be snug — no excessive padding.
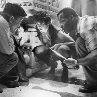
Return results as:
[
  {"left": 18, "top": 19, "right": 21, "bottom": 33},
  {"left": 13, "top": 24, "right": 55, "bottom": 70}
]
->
[
  {"left": 0, "top": 15, "right": 9, "bottom": 28},
  {"left": 79, "top": 15, "right": 97, "bottom": 29},
  {"left": 78, "top": 15, "right": 97, "bottom": 38},
  {"left": 57, "top": 30, "right": 74, "bottom": 42}
]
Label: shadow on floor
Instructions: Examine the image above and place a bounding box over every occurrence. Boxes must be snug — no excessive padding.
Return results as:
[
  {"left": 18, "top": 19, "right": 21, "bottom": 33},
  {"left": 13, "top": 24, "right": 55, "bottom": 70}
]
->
[{"left": 32, "top": 68, "right": 85, "bottom": 86}]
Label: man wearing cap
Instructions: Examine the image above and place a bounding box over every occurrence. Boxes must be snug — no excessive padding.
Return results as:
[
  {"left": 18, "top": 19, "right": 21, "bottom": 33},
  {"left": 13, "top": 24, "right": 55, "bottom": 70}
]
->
[{"left": 0, "top": 2, "right": 26, "bottom": 93}]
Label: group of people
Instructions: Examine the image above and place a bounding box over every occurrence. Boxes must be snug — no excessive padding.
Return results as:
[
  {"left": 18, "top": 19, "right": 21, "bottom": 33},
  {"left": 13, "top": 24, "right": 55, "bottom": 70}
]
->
[{"left": 0, "top": 0, "right": 97, "bottom": 94}]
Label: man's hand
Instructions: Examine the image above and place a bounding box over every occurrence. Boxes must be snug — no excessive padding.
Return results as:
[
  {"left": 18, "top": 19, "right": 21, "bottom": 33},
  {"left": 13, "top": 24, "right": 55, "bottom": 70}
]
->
[{"left": 63, "top": 58, "right": 77, "bottom": 67}]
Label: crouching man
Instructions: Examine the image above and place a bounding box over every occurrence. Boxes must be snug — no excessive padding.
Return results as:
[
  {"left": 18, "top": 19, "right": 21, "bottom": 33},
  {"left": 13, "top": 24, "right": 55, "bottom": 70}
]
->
[
  {"left": 0, "top": 3, "right": 27, "bottom": 93},
  {"left": 32, "top": 11, "right": 77, "bottom": 83}
]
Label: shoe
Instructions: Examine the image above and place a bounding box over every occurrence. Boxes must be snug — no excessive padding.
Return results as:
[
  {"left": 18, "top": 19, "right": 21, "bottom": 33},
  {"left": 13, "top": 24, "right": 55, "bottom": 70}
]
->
[
  {"left": 79, "top": 82, "right": 97, "bottom": 93},
  {"left": 0, "top": 88, "right": 3, "bottom": 93},
  {"left": 61, "top": 63, "right": 68, "bottom": 83},
  {"left": 79, "top": 86, "right": 97, "bottom": 93},
  {"left": 5, "top": 80, "right": 20, "bottom": 88},
  {"left": 0, "top": 76, "right": 20, "bottom": 88}
]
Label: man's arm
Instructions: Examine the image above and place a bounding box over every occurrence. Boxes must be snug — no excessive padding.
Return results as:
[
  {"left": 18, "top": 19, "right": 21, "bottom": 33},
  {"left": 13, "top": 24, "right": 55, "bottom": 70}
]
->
[
  {"left": 51, "top": 42, "right": 75, "bottom": 50},
  {"left": 77, "top": 49, "right": 97, "bottom": 66},
  {"left": 0, "top": 25, "right": 14, "bottom": 55},
  {"left": 57, "top": 30, "right": 75, "bottom": 42},
  {"left": 51, "top": 30, "right": 75, "bottom": 49},
  {"left": 64, "top": 49, "right": 97, "bottom": 67}
]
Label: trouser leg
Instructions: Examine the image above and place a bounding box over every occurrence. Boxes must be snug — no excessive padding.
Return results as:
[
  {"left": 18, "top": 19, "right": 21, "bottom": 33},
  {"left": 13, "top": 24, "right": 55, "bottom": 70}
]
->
[
  {"left": 61, "top": 62, "right": 68, "bottom": 82},
  {"left": 82, "top": 66, "right": 97, "bottom": 85},
  {"left": 17, "top": 57, "right": 29, "bottom": 82},
  {"left": 0, "top": 52, "right": 18, "bottom": 79},
  {"left": 15, "top": 47, "right": 29, "bottom": 82},
  {"left": 48, "top": 55, "right": 58, "bottom": 74}
]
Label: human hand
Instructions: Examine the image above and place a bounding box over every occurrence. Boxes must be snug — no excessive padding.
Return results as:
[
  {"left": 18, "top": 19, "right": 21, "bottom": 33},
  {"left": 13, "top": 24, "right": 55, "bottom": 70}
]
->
[{"left": 63, "top": 58, "right": 77, "bottom": 67}]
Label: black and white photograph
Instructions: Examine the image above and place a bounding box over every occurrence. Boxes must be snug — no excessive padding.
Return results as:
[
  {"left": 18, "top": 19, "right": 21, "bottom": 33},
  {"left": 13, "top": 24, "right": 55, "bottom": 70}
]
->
[{"left": 0, "top": 0, "right": 97, "bottom": 97}]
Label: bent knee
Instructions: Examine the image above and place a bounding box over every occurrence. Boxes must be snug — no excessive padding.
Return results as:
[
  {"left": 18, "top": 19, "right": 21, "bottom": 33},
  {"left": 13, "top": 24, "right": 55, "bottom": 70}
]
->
[
  {"left": 57, "top": 45, "right": 71, "bottom": 58},
  {"left": 33, "top": 45, "right": 49, "bottom": 55},
  {"left": 33, "top": 45, "right": 50, "bottom": 63}
]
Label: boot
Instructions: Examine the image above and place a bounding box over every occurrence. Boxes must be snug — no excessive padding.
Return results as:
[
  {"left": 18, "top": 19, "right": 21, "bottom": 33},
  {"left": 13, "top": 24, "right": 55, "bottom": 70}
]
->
[
  {"left": 17, "top": 58, "right": 29, "bottom": 82},
  {"left": 0, "top": 75, "right": 20, "bottom": 88},
  {"left": 0, "top": 88, "right": 3, "bottom": 93},
  {"left": 48, "top": 61, "right": 58, "bottom": 74},
  {"left": 61, "top": 62, "right": 68, "bottom": 83}
]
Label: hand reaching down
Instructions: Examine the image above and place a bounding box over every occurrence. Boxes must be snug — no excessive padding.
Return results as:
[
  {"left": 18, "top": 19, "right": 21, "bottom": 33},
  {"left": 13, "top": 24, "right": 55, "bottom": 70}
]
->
[{"left": 63, "top": 58, "right": 78, "bottom": 68}]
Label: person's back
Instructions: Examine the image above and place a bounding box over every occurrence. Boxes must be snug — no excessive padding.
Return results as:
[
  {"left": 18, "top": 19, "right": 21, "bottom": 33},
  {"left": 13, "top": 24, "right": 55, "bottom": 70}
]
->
[
  {"left": 0, "top": 15, "right": 15, "bottom": 54},
  {"left": 0, "top": 2, "right": 27, "bottom": 93}
]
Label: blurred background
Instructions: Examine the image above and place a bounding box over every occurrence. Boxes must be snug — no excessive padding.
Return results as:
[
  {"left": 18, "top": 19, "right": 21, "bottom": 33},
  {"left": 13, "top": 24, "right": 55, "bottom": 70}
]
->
[{"left": 0, "top": 0, "right": 82, "bottom": 28}]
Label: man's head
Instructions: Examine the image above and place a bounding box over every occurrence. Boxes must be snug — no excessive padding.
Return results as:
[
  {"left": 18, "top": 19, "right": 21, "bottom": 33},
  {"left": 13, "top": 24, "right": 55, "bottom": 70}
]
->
[
  {"left": 57, "top": 7, "right": 78, "bottom": 34},
  {"left": 33, "top": 11, "right": 51, "bottom": 33},
  {"left": 2, "top": 3, "right": 27, "bottom": 33},
  {"left": 20, "top": 16, "right": 37, "bottom": 31}
]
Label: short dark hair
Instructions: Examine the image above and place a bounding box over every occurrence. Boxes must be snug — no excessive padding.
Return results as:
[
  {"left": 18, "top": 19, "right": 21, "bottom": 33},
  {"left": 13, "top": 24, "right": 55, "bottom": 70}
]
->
[
  {"left": 20, "top": 16, "right": 36, "bottom": 31},
  {"left": 2, "top": 3, "right": 27, "bottom": 18},
  {"left": 33, "top": 11, "right": 51, "bottom": 25},
  {"left": 57, "top": 7, "right": 78, "bottom": 18}
]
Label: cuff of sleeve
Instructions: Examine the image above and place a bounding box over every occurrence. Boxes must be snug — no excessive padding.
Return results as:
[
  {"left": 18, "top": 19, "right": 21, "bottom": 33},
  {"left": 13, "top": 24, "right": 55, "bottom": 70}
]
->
[{"left": 75, "top": 59, "right": 77, "bottom": 65}]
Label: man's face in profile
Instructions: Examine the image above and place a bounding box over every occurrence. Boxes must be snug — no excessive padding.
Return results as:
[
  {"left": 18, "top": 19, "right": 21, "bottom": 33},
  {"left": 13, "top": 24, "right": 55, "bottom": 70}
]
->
[
  {"left": 58, "top": 12, "right": 74, "bottom": 33},
  {"left": 10, "top": 17, "right": 24, "bottom": 34}
]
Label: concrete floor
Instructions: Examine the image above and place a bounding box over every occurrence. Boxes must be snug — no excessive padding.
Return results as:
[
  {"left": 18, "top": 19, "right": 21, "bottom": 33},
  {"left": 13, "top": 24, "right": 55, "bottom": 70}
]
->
[{"left": 0, "top": 61, "right": 97, "bottom": 97}]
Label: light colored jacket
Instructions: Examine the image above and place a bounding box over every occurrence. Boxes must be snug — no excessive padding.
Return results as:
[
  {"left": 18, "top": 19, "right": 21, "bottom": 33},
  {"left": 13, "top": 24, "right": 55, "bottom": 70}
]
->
[{"left": 0, "top": 15, "right": 14, "bottom": 54}]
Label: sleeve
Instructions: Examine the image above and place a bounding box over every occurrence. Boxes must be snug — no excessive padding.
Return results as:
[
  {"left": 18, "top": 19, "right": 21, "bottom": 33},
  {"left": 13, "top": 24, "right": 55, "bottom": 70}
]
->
[
  {"left": 0, "top": 25, "right": 15, "bottom": 54},
  {"left": 81, "top": 16, "right": 97, "bottom": 52},
  {"left": 86, "top": 28, "right": 97, "bottom": 52}
]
